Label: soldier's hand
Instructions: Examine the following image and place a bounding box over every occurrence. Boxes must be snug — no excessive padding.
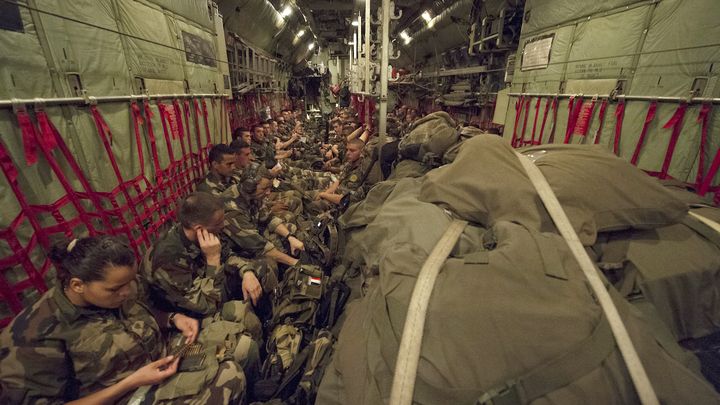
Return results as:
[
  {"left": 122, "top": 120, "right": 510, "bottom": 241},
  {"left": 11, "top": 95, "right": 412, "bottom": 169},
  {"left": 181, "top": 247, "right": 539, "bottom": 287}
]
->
[
  {"left": 197, "top": 229, "right": 221, "bottom": 266},
  {"left": 127, "top": 356, "right": 179, "bottom": 388},
  {"left": 270, "top": 201, "right": 289, "bottom": 213},
  {"left": 242, "top": 271, "right": 262, "bottom": 305},
  {"left": 171, "top": 313, "right": 199, "bottom": 344},
  {"left": 288, "top": 236, "right": 305, "bottom": 255}
]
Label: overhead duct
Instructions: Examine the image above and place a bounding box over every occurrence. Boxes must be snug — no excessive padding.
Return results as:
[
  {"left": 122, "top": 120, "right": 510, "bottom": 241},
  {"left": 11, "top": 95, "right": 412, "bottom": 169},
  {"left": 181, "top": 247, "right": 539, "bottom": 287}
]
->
[
  {"left": 216, "top": 0, "right": 311, "bottom": 62},
  {"left": 396, "top": 0, "right": 473, "bottom": 67}
]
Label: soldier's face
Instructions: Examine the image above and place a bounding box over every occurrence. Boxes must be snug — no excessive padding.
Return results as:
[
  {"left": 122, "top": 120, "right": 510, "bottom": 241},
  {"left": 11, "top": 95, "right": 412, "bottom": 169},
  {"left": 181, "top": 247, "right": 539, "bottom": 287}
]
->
[
  {"left": 241, "top": 131, "right": 252, "bottom": 144},
  {"left": 71, "top": 264, "right": 137, "bottom": 309},
  {"left": 213, "top": 154, "right": 236, "bottom": 178},
  {"left": 346, "top": 143, "right": 363, "bottom": 163},
  {"left": 236, "top": 147, "right": 252, "bottom": 168},
  {"left": 253, "top": 178, "right": 273, "bottom": 200},
  {"left": 253, "top": 127, "right": 265, "bottom": 142}
]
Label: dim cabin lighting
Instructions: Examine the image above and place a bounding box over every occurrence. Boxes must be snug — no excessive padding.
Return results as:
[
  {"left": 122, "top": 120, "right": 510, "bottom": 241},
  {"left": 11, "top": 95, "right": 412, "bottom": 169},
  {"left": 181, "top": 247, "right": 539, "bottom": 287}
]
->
[
  {"left": 308, "top": 42, "right": 315, "bottom": 50},
  {"left": 351, "top": 20, "right": 359, "bottom": 26},
  {"left": 296, "top": 29, "right": 305, "bottom": 38},
  {"left": 400, "top": 30, "right": 412, "bottom": 44},
  {"left": 281, "top": 5, "right": 292, "bottom": 18},
  {"left": 421, "top": 10, "right": 432, "bottom": 23}
]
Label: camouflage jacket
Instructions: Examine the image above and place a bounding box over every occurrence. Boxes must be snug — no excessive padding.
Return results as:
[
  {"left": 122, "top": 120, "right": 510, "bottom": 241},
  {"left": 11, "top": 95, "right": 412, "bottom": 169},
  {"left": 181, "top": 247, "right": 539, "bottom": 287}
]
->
[
  {"left": 0, "top": 287, "right": 162, "bottom": 404},
  {"left": 196, "top": 172, "right": 241, "bottom": 208},
  {"left": 250, "top": 140, "right": 275, "bottom": 164},
  {"left": 223, "top": 193, "right": 281, "bottom": 258},
  {"left": 142, "top": 224, "right": 236, "bottom": 317},
  {"left": 338, "top": 157, "right": 369, "bottom": 196}
]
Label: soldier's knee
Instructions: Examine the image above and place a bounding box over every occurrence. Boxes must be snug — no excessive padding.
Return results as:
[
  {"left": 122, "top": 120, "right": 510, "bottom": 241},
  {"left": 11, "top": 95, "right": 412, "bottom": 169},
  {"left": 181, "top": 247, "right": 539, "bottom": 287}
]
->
[{"left": 214, "top": 360, "right": 246, "bottom": 402}]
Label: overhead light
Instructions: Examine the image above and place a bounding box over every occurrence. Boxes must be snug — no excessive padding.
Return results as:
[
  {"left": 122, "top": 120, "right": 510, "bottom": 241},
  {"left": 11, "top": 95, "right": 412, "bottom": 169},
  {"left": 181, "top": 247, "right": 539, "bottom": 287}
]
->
[
  {"left": 400, "top": 30, "right": 412, "bottom": 44},
  {"left": 421, "top": 10, "right": 432, "bottom": 23},
  {"left": 351, "top": 20, "right": 359, "bottom": 27},
  {"left": 296, "top": 29, "right": 305, "bottom": 38},
  {"left": 308, "top": 42, "right": 315, "bottom": 50},
  {"left": 281, "top": 5, "right": 292, "bottom": 18}
]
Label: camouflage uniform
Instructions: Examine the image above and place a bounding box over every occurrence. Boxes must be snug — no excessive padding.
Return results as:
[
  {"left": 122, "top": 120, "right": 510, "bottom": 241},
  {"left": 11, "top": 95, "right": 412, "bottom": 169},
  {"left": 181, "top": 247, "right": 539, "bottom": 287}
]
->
[
  {"left": 223, "top": 193, "right": 297, "bottom": 260},
  {"left": 141, "top": 223, "right": 257, "bottom": 319},
  {"left": 0, "top": 287, "right": 244, "bottom": 404},
  {"left": 250, "top": 139, "right": 275, "bottom": 164},
  {"left": 336, "top": 156, "right": 371, "bottom": 203},
  {"left": 196, "top": 172, "right": 241, "bottom": 207}
]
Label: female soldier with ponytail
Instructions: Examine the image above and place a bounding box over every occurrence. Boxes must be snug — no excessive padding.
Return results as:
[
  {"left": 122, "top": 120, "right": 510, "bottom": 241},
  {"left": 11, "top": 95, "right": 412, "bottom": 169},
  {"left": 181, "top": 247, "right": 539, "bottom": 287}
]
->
[{"left": 0, "top": 235, "right": 245, "bottom": 404}]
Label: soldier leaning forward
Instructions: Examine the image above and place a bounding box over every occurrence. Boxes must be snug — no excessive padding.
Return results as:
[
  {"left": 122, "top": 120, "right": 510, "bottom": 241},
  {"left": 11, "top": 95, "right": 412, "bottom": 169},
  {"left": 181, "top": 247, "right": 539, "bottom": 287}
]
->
[{"left": 0, "top": 236, "right": 247, "bottom": 404}]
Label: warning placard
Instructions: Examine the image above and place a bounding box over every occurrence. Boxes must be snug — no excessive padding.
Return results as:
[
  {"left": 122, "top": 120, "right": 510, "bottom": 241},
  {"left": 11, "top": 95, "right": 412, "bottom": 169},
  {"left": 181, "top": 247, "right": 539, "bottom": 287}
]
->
[{"left": 521, "top": 34, "right": 554, "bottom": 71}]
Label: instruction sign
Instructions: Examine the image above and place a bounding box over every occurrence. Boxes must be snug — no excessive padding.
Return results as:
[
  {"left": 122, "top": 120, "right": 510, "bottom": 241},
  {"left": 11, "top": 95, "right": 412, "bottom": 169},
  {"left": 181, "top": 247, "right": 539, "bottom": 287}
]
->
[
  {"left": 182, "top": 31, "right": 217, "bottom": 67},
  {"left": 521, "top": 34, "right": 554, "bottom": 71}
]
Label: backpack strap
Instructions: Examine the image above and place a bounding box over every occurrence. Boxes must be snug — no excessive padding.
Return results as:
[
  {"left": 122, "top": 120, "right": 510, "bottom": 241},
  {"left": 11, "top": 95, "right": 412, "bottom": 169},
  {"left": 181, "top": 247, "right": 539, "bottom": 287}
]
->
[
  {"left": 515, "top": 151, "right": 660, "bottom": 405},
  {"left": 389, "top": 219, "right": 468, "bottom": 405}
]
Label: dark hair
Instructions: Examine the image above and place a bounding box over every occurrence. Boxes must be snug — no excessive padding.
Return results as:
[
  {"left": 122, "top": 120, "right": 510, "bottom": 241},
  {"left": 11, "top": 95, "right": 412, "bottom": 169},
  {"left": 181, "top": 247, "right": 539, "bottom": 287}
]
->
[
  {"left": 48, "top": 236, "right": 135, "bottom": 287},
  {"left": 178, "top": 192, "right": 224, "bottom": 229},
  {"left": 231, "top": 127, "right": 250, "bottom": 141},
  {"left": 209, "top": 144, "right": 234, "bottom": 164},
  {"left": 229, "top": 138, "right": 251, "bottom": 153},
  {"left": 253, "top": 124, "right": 264, "bottom": 131}
]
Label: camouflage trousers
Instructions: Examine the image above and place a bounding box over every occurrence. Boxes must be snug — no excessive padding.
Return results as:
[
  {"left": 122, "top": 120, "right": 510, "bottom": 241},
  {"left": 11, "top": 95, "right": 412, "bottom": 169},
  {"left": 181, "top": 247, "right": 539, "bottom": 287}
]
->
[
  {"left": 266, "top": 190, "right": 304, "bottom": 224},
  {"left": 152, "top": 361, "right": 245, "bottom": 405}
]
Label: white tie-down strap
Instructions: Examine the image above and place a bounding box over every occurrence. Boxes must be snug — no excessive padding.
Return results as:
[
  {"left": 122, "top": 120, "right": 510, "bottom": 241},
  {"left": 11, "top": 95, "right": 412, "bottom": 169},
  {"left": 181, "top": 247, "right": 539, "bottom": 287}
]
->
[
  {"left": 389, "top": 219, "right": 467, "bottom": 405},
  {"left": 514, "top": 151, "right": 659, "bottom": 405}
]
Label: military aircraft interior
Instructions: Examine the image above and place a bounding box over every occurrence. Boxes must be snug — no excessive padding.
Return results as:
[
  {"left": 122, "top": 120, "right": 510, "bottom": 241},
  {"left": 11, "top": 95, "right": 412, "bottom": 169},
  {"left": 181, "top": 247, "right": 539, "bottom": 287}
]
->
[{"left": 1, "top": 0, "right": 720, "bottom": 404}]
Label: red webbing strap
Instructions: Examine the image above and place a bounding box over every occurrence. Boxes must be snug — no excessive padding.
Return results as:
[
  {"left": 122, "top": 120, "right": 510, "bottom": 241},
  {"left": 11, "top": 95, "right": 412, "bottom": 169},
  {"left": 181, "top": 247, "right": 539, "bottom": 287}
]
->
[
  {"left": 613, "top": 100, "right": 626, "bottom": 156},
  {"left": 593, "top": 99, "right": 609, "bottom": 145},
  {"left": 16, "top": 109, "right": 39, "bottom": 166},
  {"left": 0, "top": 139, "right": 49, "bottom": 247},
  {"left": 165, "top": 102, "right": 193, "bottom": 193},
  {"left": 695, "top": 103, "right": 712, "bottom": 188},
  {"left": 130, "top": 102, "right": 146, "bottom": 175},
  {"left": 183, "top": 100, "right": 201, "bottom": 182},
  {"left": 143, "top": 101, "right": 163, "bottom": 176},
  {"left": 511, "top": 96, "right": 524, "bottom": 147},
  {"left": 177, "top": 100, "right": 201, "bottom": 183},
  {"left": 528, "top": 97, "right": 542, "bottom": 146},
  {"left": 212, "top": 98, "right": 222, "bottom": 144},
  {"left": 658, "top": 103, "right": 688, "bottom": 179},
  {"left": 89, "top": 105, "right": 150, "bottom": 249},
  {"left": 579, "top": 98, "right": 597, "bottom": 143},
  {"left": 699, "top": 148, "right": 720, "bottom": 196},
  {"left": 517, "top": 97, "right": 531, "bottom": 148},
  {"left": 547, "top": 97, "right": 559, "bottom": 144},
  {"left": 157, "top": 102, "right": 177, "bottom": 162},
  {"left": 200, "top": 99, "right": 212, "bottom": 145},
  {"left": 630, "top": 101, "right": 658, "bottom": 165},
  {"left": 535, "top": 98, "right": 552, "bottom": 145},
  {"left": 189, "top": 99, "right": 205, "bottom": 172},
  {"left": 563, "top": 96, "right": 584, "bottom": 144},
  {"left": 34, "top": 111, "right": 107, "bottom": 235}
]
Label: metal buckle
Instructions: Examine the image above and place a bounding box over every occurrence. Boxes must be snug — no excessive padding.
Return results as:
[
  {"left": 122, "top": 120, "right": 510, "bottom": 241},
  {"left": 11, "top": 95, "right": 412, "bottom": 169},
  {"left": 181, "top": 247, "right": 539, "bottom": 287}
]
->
[{"left": 476, "top": 381, "right": 521, "bottom": 405}]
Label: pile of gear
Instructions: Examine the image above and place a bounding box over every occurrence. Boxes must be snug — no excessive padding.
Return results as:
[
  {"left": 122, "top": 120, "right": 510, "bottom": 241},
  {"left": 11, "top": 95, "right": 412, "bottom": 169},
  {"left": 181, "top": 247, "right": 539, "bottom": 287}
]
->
[{"left": 313, "top": 114, "right": 720, "bottom": 404}]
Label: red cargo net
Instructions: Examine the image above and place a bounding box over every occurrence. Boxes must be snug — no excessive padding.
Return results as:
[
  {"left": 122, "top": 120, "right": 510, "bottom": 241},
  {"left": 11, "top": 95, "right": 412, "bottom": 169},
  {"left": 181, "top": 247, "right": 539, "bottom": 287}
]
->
[{"left": 0, "top": 98, "right": 223, "bottom": 327}]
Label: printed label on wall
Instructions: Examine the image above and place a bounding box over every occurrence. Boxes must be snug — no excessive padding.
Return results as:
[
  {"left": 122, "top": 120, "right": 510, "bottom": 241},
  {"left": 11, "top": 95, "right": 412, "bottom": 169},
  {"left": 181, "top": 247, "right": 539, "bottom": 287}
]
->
[
  {"left": 182, "top": 31, "right": 217, "bottom": 68},
  {"left": 521, "top": 34, "right": 554, "bottom": 71}
]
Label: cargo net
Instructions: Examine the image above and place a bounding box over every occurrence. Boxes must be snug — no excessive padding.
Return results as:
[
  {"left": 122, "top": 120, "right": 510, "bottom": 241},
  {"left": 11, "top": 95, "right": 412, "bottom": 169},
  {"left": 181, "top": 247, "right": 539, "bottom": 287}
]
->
[
  {"left": 508, "top": 96, "right": 720, "bottom": 203},
  {"left": 0, "top": 97, "right": 225, "bottom": 327}
]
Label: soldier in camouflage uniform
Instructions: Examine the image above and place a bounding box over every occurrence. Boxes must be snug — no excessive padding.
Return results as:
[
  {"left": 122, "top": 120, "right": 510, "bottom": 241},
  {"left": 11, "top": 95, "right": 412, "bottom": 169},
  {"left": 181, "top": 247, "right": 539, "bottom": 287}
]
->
[
  {"left": 141, "top": 192, "right": 264, "bottom": 317},
  {"left": 312, "top": 138, "right": 372, "bottom": 210},
  {"left": 0, "top": 236, "right": 245, "bottom": 404},
  {"left": 196, "top": 144, "right": 242, "bottom": 203},
  {"left": 250, "top": 124, "right": 276, "bottom": 166},
  {"left": 224, "top": 166, "right": 307, "bottom": 268}
]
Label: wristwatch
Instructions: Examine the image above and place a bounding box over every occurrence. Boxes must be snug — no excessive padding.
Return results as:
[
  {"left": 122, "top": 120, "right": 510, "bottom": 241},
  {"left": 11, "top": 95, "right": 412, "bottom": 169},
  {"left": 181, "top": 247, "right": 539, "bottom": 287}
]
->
[{"left": 168, "top": 312, "right": 178, "bottom": 327}]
